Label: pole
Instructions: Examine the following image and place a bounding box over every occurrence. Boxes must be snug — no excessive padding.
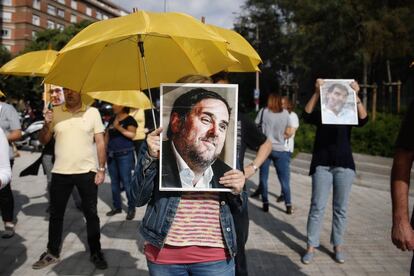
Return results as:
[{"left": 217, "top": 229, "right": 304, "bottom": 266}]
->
[
  {"left": 254, "top": 25, "right": 260, "bottom": 112},
  {"left": 372, "top": 84, "right": 377, "bottom": 122},
  {"left": 397, "top": 80, "right": 401, "bottom": 113}
]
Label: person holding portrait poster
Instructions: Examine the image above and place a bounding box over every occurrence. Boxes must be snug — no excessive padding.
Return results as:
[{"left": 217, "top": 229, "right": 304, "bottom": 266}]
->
[
  {"left": 131, "top": 84, "right": 245, "bottom": 275},
  {"left": 301, "top": 78, "right": 368, "bottom": 265}
]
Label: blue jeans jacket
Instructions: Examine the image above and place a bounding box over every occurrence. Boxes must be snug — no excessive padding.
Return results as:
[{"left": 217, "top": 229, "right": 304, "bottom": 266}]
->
[{"left": 131, "top": 142, "right": 241, "bottom": 257}]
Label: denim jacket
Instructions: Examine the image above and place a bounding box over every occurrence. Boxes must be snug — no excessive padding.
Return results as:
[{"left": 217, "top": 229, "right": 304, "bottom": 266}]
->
[{"left": 131, "top": 142, "right": 242, "bottom": 257}]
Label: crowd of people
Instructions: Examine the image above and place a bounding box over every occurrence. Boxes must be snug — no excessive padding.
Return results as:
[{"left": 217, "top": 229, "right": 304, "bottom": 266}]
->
[{"left": 0, "top": 73, "right": 413, "bottom": 275}]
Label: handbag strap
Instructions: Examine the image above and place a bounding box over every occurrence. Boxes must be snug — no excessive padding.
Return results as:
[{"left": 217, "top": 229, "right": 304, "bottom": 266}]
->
[{"left": 259, "top": 108, "right": 265, "bottom": 125}]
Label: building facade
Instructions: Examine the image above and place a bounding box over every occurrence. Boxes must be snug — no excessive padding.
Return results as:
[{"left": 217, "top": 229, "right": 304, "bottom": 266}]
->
[{"left": 0, "top": 0, "right": 128, "bottom": 54}]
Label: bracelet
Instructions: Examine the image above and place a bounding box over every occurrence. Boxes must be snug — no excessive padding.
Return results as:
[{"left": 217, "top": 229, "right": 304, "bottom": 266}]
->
[
  {"left": 97, "top": 167, "right": 106, "bottom": 172},
  {"left": 250, "top": 163, "right": 258, "bottom": 173}
]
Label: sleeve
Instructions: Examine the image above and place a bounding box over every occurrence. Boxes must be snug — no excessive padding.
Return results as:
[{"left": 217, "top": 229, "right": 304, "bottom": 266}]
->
[
  {"left": 6, "top": 105, "right": 21, "bottom": 130},
  {"left": 241, "top": 113, "right": 267, "bottom": 150},
  {"left": 303, "top": 109, "right": 321, "bottom": 125},
  {"left": 0, "top": 129, "right": 11, "bottom": 189},
  {"left": 127, "top": 116, "right": 138, "bottom": 128},
  {"left": 395, "top": 100, "right": 414, "bottom": 150},
  {"left": 291, "top": 112, "right": 300, "bottom": 128},
  {"left": 92, "top": 108, "right": 105, "bottom": 134}
]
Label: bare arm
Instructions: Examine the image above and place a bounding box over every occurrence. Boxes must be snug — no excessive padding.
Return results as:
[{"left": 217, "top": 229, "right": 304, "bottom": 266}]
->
[
  {"left": 7, "top": 129, "right": 22, "bottom": 142},
  {"left": 350, "top": 81, "right": 368, "bottom": 120},
  {"left": 284, "top": 126, "right": 294, "bottom": 139},
  {"left": 113, "top": 118, "right": 137, "bottom": 139},
  {"left": 94, "top": 132, "right": 106, "bottom": 185},
  {"left": 304, "top": 79, "right": 323, "bottom": 114},
  {"left": 39, "top": 109, "right": 53, "bottom": 145},
  {"left": 244, "top": 139, "right": 272, "bottom": 179},
  {"left": 391, "top": 148, "right": 414, "bottom": 251}
]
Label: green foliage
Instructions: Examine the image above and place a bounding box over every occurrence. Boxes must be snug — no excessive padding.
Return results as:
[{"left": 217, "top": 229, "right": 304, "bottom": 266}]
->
[{"left": 294, "top": 111, "right": 402, "bottom": 157}]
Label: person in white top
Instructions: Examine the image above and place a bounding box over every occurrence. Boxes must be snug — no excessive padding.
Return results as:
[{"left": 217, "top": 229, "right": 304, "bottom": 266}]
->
[
  {"left": 0, "top": 128, "right": 11, "bottom": 190},
  {"left": 282, "top": 97, "right": 300, "bottom": 154}
]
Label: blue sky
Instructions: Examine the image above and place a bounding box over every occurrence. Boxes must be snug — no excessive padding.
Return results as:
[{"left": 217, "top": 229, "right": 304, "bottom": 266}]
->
[{"left": 113, "top": 0, "right": 245, "bottom": 29}]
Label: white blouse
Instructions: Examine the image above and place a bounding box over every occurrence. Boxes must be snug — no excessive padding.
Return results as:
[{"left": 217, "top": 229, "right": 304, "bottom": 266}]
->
[{"left": 0, "top": 128, "right": 11, "bottom": 189}]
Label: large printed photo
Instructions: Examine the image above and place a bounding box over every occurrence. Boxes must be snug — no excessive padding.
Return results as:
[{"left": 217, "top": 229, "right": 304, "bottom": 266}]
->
[{"left": 159, "top": 83, "right": 238, "bottom": 192}]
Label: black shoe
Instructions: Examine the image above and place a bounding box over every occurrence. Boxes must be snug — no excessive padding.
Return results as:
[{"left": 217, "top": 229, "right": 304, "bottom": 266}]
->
[
  {"left": 90, "top": 251, "right": 107, "bottom": 270},
  {"left": 126, "top": 210, "right": 136, "bottom": 220},
  {"left": 106, "top": 209, "right": 122, "bottom": 216},
  {"left": 262, "top": 203, "right": 269, "bottom": 212},
  {"left": 276, "top": 195, "right": 285, "bottom": 203},
  {"left": 286, "top": 205, "right": 293, "bottom": 215},
  {"left": 250, "top": 189, "right": 262, "bottom": 198}
]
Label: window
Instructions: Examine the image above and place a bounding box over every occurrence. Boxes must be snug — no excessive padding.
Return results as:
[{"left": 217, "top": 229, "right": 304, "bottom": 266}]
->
[
  {"left": 103, "top": 14, "right": 109, "bottom": 20},
  {"left": 1, "top": 29, "right": 11, "bottom": 39},
  {"left": 86, "top": 7, "right": 92, "bottom": 16},
  {"left": 3, "top": 45, "right": 11, "bottom": 51},
  {"left": 2, "top": 12, "right": 12, "bottom": 22},
  {"left": 32, "top": 15, "right": 40, "bottom": 26},
  {"left": 33, "top": 0, "right": 41, "bottom": 9},
  {"left": 96, "top": 11, "right": 102, "bottom": 20},
  {"left": 32, "top": 31, "right": 37, "bottom": 39},
  {"left": 56, "top": 23, "right": 64, "bottom": 30},
  {"left": 71, "top": 0, "right": 77, "bottom": 9},
  {"left": 47, "top": 20, "right": 55, "bottom": 29},
  {"left": 2, "top": 0, "right": 12, "bottom": 6},
  {"left": 57, "top": 9, "right": 65, "bottom": 18},
  {"left": 57, "top": 0, "right": 65, "bottom": 4},
  {"left": 47, "top": 5, "right": 56, "bottom": 16},
  {"left": 70, "top": 14, "right": 77, "bottom": 23}
]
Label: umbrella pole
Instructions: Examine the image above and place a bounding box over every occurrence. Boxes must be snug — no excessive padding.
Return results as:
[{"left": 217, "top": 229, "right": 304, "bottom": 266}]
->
[{"left": 138, "top": 37, "right": 157, "bottom": 130}]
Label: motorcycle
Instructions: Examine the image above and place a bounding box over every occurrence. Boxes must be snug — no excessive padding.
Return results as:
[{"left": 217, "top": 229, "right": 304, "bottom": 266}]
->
[{"left": 15, "top": 120, "right": 44, "bottom": 152}]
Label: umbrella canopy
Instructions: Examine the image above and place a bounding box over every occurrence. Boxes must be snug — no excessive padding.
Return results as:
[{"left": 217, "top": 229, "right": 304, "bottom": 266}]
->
[
  {"left": 0, "top": 50, "right": 58, "bottom": 77},
  {"left": 44, "top": 10, "right": 238, "bottom": 93},
  {"left": 87, "top": 90, "right": 153, "bottom": 109},
  {"left": 207, "top": 24, "right": 261, "bottom": 72}
]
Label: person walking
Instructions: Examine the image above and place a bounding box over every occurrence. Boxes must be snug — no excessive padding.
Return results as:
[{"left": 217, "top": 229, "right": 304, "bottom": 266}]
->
[
  {"left": 105, "top": 104, "right": 137, "bottom": 220},
  {"left": 301, "top": 78, "right": 368, "bottom": 264},
  {"left": 32, "top": 88, "right": 107, "bottom": 270},
  {"left": 0, "top": 90, "right": 22, "bottom": 239},
  {"left": 252, "top": 93, "right": 293, "bottom": 213},
  {"left": 0, "top": 128, "right": 11, "bottom": 191}
]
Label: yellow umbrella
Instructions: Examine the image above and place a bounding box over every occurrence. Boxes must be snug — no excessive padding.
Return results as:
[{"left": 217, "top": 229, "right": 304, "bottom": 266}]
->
[
  {"left": 44, "top": 10, "right": 238, "bottom": 93},
  {"left": 86, "top": 90, "right": 153, "bottom": 109},
  {"left": 207, "top": 24, "right": 261, "bottom": 72},
  {"left": 0, "top": 50, "right": 57, "bottom": 77},
  {"left": 0, "top": 90, "right": 5, "bottom": 97}
]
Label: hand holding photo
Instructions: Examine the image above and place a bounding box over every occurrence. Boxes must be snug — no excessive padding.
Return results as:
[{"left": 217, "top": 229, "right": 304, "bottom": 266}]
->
[
  {"left": 320, "top": 79, "right": 358, "bottom": 125},
  {"left": 160, "top": 83, "right": 238, "bottom": 192}
]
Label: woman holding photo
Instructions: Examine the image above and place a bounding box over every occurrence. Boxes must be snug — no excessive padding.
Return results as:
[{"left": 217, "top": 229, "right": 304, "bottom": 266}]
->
[{"left": 301, "top": 78, "right": 368, "bottom": 264}]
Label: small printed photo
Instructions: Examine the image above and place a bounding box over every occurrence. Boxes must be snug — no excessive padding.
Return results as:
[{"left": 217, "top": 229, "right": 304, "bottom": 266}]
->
[
  {"left": 320, "top": 79, "right": 358, "bottom": 125},
  {"left": 159, "top": 83, "right": 238, "bottom": 192}
]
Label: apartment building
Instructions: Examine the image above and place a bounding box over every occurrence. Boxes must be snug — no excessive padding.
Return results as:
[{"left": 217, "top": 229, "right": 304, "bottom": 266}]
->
[{"left": 0, "top": 0, "right": 129, "bottom": 54}]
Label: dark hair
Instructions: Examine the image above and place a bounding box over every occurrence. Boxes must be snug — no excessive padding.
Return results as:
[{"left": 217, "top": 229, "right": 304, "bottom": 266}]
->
[
  {"left": 327, "top": 83, "right": 349, "bottom": 95},
  {"left": 122, "top": 106, "right": 130, "bottom": 114},
  {"left": 211, "top": 71, "right": 229, "bottom": 83},
  {"left": 167, "top": 88, "right": 231, "bottom": 139}
]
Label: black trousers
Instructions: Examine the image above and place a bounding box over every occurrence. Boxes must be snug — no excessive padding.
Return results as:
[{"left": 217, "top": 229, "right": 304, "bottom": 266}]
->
[
  {"left": 0, "top": 160, "right": 14, "bottom": 223},
  {"left": 233, "top": 191, "right": 249, "bottom": 276},
  {"left": 48, "top": 172, "right": 101, "bottom": 257}
]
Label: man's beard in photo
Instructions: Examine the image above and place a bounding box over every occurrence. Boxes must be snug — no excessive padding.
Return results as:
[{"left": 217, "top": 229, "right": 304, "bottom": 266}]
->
[{"left": 180, "top": 136, "right": 219, "bottom": 170}]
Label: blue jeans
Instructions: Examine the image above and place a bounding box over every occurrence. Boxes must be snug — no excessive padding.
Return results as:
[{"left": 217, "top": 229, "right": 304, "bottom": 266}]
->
[
  {"left": 259, "top": 150, "right": 291, "bottom": 205},
  {"left": 107, "top": 150, "right": 135, "bottom": 211},
  {"left": 147, "top": 258, "right": 235, "bottom": 276},
  {"left": 306, "top": 166, "right": 355, "bottom": 247}
]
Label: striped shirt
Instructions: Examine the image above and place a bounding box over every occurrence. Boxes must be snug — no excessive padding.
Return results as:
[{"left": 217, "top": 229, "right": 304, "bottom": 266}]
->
[{"left": 165, "top": 192, "right": 225, "bottom": 248}]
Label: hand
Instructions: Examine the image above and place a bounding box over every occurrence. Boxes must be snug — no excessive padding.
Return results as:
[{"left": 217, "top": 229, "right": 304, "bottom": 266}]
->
[
  {"left": 243, "top": 165, "right": 255, "bottom": 179},
  {"left": 95, "top": 170, "right": 105, "bottom": 185},
  {"left": 219, "top": 169, "right": 245, "bottom": 194},
  {"left": 350, "top": 81, "right": 360, "bottom": 94},
  {"left": 147, "top": 127, "right": 163, "bottom": 158},
  {"left": 43, "top": 109, "right": 53, "bottom": 124},
  {"left": 392, "top": 222, "right": 414, "bottom": 251},
  {"left": 315, "top": 78, "right": 324, "bottom": 94}
]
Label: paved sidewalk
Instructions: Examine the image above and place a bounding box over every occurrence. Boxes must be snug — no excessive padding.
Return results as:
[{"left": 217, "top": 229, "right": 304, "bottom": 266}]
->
[{"left": 0, "top": 151, "right": 411, "bottom": 275}]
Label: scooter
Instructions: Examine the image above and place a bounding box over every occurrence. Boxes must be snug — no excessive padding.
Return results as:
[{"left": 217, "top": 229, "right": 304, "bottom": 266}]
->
[{"left": 15, "top": 120, "right": 44, "bottom": 152}]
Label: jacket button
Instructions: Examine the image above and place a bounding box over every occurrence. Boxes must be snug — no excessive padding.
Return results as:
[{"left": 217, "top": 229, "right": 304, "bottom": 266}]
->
[
  {"left": 221, "top": 201, "right": 226, "bottom": 205},
  {"left": 226, "top": 227, "right": 231, "bottom": 232}
]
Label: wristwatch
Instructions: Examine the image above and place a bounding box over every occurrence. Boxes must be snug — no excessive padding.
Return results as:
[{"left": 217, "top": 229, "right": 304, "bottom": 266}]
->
[
  {"left": 97, "top": 167, "right": 106, "bottom": 172},
  {"left": 250, "top": 162, "right": 258, "bottom": 173}
]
